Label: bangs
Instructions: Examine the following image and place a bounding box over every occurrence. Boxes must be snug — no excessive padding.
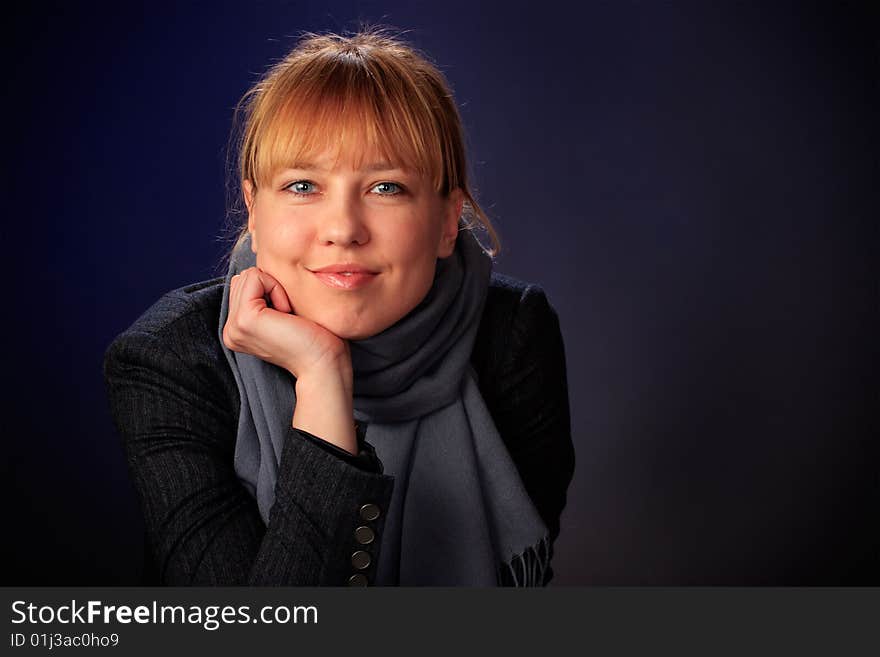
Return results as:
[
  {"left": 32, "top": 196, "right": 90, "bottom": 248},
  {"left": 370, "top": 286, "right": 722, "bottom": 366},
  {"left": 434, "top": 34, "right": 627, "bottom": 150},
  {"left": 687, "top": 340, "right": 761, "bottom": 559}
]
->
[{"left": 247, "top": 57, "right": 446, "bottom": 191}]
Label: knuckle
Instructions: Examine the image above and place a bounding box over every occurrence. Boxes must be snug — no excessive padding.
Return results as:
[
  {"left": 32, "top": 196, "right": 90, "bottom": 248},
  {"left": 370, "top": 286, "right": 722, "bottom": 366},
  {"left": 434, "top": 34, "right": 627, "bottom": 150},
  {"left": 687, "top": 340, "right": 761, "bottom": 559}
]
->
[
  {"left": 221, "top": 326, "right": 236, "bottom": 350},
  {"left": 235, "top": 311, "right": 251, "bottom": 330},
  {"left": 232, "top": 313, "right": 256, "bottom": 337}
]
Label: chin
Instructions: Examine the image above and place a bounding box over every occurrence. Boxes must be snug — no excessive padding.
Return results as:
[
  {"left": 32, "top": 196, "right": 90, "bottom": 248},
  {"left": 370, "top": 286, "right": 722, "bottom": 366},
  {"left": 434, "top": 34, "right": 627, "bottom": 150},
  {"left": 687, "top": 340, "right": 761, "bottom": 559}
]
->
[
  {"left": 322, "top": 320, "right": 368, "bottom": 340},
  {"left": 338, "top": 328, "right": 374, "bottom": 341},
  {"left": 312, "top": 312, "right": 383, "bottom": 341}
]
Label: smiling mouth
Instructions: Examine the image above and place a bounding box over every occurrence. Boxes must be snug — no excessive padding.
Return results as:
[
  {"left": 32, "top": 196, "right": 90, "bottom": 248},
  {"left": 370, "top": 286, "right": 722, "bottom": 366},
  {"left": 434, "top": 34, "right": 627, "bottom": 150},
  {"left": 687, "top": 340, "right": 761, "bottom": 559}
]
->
[{"left": 311, "top": 270, "right": 378, "bottom": 290}]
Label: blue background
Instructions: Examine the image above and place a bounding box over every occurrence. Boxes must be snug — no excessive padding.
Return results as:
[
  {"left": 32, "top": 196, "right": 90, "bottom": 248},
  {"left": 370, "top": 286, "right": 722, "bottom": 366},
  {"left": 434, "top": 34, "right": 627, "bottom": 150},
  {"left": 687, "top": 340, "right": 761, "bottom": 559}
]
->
[{"left": 6, "top": 1, "right": 877, "bottom": 584}]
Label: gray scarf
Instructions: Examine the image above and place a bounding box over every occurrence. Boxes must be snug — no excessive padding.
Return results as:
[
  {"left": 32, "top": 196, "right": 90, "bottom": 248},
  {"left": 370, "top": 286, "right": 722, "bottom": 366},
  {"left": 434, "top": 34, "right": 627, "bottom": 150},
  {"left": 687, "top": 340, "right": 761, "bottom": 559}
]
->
[{"left": 218, "top": 229, "right": 549, "bottom": 586}]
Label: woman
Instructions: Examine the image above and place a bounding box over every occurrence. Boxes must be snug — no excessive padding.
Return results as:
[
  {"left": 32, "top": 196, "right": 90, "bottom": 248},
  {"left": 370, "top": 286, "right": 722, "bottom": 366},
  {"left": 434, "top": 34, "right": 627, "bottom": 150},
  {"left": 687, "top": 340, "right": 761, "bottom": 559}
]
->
[{"left": 104, "top": 28, "right": 574, "bottom": 586}]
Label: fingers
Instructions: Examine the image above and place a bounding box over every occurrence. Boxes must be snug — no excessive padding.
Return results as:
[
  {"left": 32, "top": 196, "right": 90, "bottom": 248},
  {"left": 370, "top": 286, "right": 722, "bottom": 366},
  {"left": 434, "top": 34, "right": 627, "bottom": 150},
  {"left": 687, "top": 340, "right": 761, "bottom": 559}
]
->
[
  {"left": 226, "top": 269, "right": 264, "bottom": 344},
  {"left": 257, "top": 269, "right": 293, "bottom": 314},
  {"left": 228, "top": 270, "right": 256, "bottom": 326},
  {"left": 239, "top": 269, "right": 268, "bottom": 315},
  {"left": 224, "top": 271, "right": 251, "bottom": 350},
  {"left": 224, "top": 267, "right": 295, "bottom": 354},
  {"left": 223, "top": 266, "right": 347, "bottom": 376},
  {"left": 232, "top": 268, "right": 292, "bottom": 313}
]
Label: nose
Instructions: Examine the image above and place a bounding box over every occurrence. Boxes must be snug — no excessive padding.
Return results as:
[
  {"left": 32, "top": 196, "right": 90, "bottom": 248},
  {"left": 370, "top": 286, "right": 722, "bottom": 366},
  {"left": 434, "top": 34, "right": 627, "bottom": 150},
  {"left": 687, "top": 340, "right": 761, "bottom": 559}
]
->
[{"left": 316, "top": 192, "right": 370, "bottom": 247}]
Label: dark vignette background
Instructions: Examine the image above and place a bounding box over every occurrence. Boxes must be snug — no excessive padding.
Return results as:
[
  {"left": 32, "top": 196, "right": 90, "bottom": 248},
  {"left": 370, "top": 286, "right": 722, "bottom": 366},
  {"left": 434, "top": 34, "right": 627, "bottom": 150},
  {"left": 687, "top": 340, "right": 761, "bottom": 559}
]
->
[{"left": 4, "top": 1, "right": 877, "bottom": 585}]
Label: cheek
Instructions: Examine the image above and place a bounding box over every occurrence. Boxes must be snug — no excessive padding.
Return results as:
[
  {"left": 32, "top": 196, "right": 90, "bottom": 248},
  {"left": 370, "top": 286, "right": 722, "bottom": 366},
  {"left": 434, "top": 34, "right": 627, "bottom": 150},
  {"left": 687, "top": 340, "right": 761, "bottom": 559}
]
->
[
  {"left": 391, "top": 229, "right": 440, "bottom": 295},
  {"left": 258, "top": 221, "right": 310, "bottom": 261},
  {"left": 389, "top": 236, "right": 434, "bottom": 283},
  {"left": 389, "top": 210, "right": 442, "bottom": 260}
]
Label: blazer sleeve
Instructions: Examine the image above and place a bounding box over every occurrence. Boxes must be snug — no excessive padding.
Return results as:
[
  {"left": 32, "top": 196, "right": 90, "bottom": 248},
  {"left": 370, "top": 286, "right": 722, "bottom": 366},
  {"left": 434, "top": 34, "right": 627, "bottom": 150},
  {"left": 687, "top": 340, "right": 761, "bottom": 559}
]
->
[
  {"left": 103, "top": 314, "right": 394, "bottom": 586},
  {"left": 490, "top": 285, "right": 576, "bottom": 582}
]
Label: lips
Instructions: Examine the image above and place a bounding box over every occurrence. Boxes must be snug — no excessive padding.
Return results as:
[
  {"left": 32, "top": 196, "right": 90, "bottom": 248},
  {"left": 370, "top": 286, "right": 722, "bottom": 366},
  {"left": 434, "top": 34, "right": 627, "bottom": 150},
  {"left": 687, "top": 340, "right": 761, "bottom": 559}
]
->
[
  {"left": 312, "top": 264, "right": 378, "bottom": 274},
  {"left": 310, "top": 264, "right": 379, "bottom": 290}
]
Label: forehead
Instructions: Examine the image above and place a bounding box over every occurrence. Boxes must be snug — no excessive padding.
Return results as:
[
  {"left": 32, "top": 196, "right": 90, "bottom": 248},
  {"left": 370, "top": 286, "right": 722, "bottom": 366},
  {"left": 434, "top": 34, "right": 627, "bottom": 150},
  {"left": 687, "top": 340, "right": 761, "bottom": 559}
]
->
[{"left": 281, "top": 145, "right": 404, "bottom": 173}]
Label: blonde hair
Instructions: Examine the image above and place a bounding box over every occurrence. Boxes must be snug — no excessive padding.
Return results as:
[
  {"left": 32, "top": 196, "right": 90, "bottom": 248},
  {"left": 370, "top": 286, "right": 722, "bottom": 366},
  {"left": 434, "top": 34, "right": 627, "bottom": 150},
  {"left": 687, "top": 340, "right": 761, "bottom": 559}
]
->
[{"left": 223, "top": 27, "right": 499, "bottom": 260}]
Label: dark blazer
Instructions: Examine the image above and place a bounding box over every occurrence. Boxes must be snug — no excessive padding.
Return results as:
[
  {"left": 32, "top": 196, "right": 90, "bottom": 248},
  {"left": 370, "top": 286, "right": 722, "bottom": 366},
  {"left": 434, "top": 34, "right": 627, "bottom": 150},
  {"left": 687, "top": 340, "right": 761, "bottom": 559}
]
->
[{"left": 103, "top": 272, "right": 575, "bottom": 586}]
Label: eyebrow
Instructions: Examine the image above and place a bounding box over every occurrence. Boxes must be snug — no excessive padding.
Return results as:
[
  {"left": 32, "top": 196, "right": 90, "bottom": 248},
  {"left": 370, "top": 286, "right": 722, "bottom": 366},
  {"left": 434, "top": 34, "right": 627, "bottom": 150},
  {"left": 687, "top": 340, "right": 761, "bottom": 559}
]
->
[{"left": 287, "top": 161, "right": 402, "bottom": 173}]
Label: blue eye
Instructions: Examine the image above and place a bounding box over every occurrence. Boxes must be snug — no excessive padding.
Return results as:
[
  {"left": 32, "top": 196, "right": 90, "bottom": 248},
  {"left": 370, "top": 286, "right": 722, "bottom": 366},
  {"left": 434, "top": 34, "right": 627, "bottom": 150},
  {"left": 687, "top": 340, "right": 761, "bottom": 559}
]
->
[
  {"left": 371, "top": 182, "right": 402, "bottom": 195},
  {"left": 287, "top": 180, "right": 316, "bottom": 195}
]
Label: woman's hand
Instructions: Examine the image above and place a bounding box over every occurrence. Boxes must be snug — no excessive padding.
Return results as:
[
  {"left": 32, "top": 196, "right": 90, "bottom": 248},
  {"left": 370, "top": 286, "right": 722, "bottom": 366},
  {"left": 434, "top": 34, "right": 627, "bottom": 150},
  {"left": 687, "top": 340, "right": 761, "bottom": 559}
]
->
[
  {"left": 222, "top": 267, "right": 357, "bottom": 454},
  {"left": 222, "top": 267, "right": 348, "bottom": 380}
]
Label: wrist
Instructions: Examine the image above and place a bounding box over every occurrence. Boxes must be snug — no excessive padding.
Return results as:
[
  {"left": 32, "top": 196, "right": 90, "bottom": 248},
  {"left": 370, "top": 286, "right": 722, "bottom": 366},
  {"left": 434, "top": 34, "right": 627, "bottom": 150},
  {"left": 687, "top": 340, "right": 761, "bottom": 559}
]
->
[
  {"left": 292, "top": 368, "right": 356, "bottom": 455},
  {"left": 295, "top": 364, "right": 353, "bottom": 398}
]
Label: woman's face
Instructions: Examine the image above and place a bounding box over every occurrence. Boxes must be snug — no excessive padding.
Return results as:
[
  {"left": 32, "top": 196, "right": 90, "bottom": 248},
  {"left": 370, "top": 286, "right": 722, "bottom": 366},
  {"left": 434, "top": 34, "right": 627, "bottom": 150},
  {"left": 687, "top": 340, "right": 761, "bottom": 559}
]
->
[{"left": 244, "top": 148, "right": 463, "bottom": 340}]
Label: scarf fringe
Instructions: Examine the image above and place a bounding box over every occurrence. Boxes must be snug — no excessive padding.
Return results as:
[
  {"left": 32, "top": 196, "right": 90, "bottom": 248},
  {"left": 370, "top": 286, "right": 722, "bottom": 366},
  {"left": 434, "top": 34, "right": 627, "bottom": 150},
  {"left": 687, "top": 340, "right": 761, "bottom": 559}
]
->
[{"left": 497, "top": 535, "right": 551, "bottom": 587}]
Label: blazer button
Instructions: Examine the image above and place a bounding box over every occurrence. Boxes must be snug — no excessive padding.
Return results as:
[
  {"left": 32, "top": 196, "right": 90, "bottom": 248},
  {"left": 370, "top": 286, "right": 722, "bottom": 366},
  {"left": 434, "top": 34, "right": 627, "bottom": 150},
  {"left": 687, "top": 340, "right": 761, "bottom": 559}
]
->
[
  {"left": 348, "top": 574, "right": 368, "bottom": 586},
  {"left": 359, "top": 503, "right": 380, "bottom": 521},
  {"left": 351, "top": 550, "right": 371, "bottom": 570},
  {"left": 355, "top": 526, "right": 375, "bottom": 545}
]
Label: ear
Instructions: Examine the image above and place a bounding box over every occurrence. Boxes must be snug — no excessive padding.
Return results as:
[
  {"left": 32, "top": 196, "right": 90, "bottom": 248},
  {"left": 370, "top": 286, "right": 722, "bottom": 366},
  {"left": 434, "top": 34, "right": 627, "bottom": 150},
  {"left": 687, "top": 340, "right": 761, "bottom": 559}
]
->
[
  {"left": 437, "top": 188, "right": 464, "bottom": 258},
  {"left": 243, "top": 180, "right": 258, "bottom": 253}
]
